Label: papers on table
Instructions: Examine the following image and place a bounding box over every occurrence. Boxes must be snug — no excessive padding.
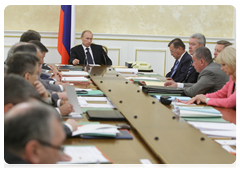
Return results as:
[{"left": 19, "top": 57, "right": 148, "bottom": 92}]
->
[
  {"left": 154, "top": 95, "right": 191, "bottom": 101},
  {"left": 62, "top": 77, "right": 89, "bottom": 82},
  {"left": 215, "top": 140, "right": 236, "bottom": 146},
  {"left": 61, "top": 71, "right": 89, "bottom": 76},
  {"left": 200, "top": 130, "right": 236, "bottom": 138},
  {"left": 62, "top": 112, "right": 83, "bottom": 118},
  {"left": 78, "top": 97, "right": 116, "bottom": 108},
  {"left": 75, "top": 88, "right": 92, "bottom": 92},
  {"left": 72, "top": 124, "right": 120, "bottom": 137},
  {"left": 58, "top": 145, "right": 112, "bottom": 164},
  {"left": 144, "top": 81, "right": 165, "bottom": 86},
  {"left": 175, "top": 106, "right": 222, "bottom": 117},
  {"left": 187, "top": 122, "right": 236, "bottom": 131},
  {"left": 115, "top": 68, "right": 138, "bottom": 74}
]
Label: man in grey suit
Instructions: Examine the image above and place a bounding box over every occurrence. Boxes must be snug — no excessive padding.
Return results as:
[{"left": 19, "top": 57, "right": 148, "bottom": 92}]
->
[{"left": 164, "top": 47, "right": 229, "bottom": 97}]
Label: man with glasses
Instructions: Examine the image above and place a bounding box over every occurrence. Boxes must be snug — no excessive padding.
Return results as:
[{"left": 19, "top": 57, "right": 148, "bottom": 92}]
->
[
  {"left": 4, "top": 100, "right": 67, "bottom": 164},
  {"left": 166, "top": 38, "right": 192, "bottom": 82}
]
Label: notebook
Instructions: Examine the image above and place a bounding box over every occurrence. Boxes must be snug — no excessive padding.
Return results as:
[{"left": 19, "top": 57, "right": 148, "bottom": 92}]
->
[
  {"left": 86, "top": 110, "right": 125, "bottom": 121},
  {"left": 81, "top": 130, "right": 133, "bottom": 139}
]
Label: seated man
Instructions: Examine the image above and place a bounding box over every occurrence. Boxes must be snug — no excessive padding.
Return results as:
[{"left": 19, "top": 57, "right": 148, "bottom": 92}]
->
[
  {"left": 6, "top": 52, "right": 73, "bottom": 117},
  {"left": 213, "top": 40, "right": 232, "bottom": 60},
  {"left": 4, "top": 100, "right": 66, "bottom": 164},
  {"left": 166, "top": 38, "right": 192, "bottom": 82},
  {"left": 164, "top": 47, "right": 229, "bottom": 97},
  {"left": 69, "top": 30, "right": 112, "bottom": 65},
  {"left": 4, "top": 74, "right": 77, "bottom": 138}
]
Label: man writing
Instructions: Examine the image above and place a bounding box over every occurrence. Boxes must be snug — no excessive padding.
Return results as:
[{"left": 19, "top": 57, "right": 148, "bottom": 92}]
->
[{"left": 69, "top": 30, "right": 112, "bottom": 65}]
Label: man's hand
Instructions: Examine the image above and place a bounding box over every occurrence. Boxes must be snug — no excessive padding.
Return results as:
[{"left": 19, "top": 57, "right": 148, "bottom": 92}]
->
[
  {"left": 58, "top": 153, "right": 72, "bottom": 162},
  {"left": 164, "top": 81, "right": 177, "bottom": 87},
  {"left": 72, "top": 59, "right": 79, "bottom": 65},
  {"left": 186, "top": 94, "right": 207, "bottom": 105},
  {"left": 65, "top": 118, "right": 78, "bottom": 131},
  {"left": 51, "top": 73, "right": 61, "bottom": 82},
  {"left": 48, "top": 65, "right": 59, "bottom": 74},
  {"left": 33, "top": 80, "right": 49, "bottom": 98},
  {"left": 58, "top": 101, "right": 74, "bottom": 116},
  {"left": 57, "top": 91, "right": 68, "bottom": 100}
]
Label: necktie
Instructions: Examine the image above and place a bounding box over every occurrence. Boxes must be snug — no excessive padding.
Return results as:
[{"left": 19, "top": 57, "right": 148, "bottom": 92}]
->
[
  {"left": 86, "top": 47, "right": 93, "bottom": 64},
  {"left": 170, "top": 60, "right": 179, "bottom": 78},
  {"left": 186, "top": 60, "right": 193, "bottom": 78}
]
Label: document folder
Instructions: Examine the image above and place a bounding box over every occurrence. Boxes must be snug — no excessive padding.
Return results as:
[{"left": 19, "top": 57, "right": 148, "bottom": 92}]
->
[{"left": 86, "top": 110, "right": 125, "bottom": 121}]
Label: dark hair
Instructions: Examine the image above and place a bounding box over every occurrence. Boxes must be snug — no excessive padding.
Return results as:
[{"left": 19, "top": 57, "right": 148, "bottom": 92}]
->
[
  {"left": 6, "top": 52, "right": 40, "bottom": 77},
  {"left": 216, "top": 40, "right": 232, "bottom": 48},
  {"left": 168, "top": 38, "right": 185, "bottom": 50},
  {"left": 193, "top": 47, "right": 213, "bottom": 64},
  {"left": 29, "top": 40, "right": 48, "bottom": 52},
  {"left": 20, "top": 30, "right": 41, "bottom": 42},
  {"left": 4, "top": 74, "right": 42, "bottom": 105},
  {"left": 4, "top": 101, "right": 61, "bottom": 152}
]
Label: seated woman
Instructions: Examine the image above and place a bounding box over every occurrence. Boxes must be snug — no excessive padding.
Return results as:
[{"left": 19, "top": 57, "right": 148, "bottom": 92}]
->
[{"left": 187, "top": 46, "right": 236, "bottom": 110}]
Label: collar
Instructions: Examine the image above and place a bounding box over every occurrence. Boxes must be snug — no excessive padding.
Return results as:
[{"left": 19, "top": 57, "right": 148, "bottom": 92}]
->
[
  {"left": 82, "top": 44, "right": 92, "bottom": 51},
  {"left": 177, "top": 51, "right": 186, "bottom": 63}
]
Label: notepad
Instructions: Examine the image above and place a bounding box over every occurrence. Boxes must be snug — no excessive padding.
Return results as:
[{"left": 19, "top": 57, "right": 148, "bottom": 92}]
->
[
  {"left": 57, "top": 145, "right": 112, "bottom": 164},
  {"left": 61, "top": 71, "right": 89, "bottom": 76}
]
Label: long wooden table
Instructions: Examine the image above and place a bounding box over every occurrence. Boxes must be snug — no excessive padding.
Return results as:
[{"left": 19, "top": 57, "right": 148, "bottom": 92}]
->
[{"left": 63, "top": 65, "right": 236, "bottom": 164}]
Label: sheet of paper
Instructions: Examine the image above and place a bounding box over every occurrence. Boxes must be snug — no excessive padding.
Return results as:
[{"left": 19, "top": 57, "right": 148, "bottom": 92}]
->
[
  {"left": 75, "top": 88, "right": 92, "bottom": 91},
  {"left": 200, "top": 130, "right": 236, "bottom": 138},
  {"left": 115, "top": 68, "right": 138, "bottom": 74},
  {"left": 215, "top": 140, "right": 236, "bottom": 146},
  {"left": 62, "top": 112, "right": 83, "bottom": 118},
  {"left": 58, "top": 146, "right": 111, "bottom": 164},
  {"left": 61, "top": 71, "right": 89, "bottom": 76},
  {"left": 188, "top": 122, "right": 236, "bottom": 131},
  {"left": 145, "top": 81, "right": 165, "bottom": 86},
  {"left": 65, "top": 85, "right": 83, "bottom": 114},
  {"left": 222, "top": 145, "right": 236, "bottom": 153},
  {"left": 77, "top": 97, "right": 116, "bottom": 108},
  {"left": 62, "top": 77, "right": 89, "bottom": 82}
]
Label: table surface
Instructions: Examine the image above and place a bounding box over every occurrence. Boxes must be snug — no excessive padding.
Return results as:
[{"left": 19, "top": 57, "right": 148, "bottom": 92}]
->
[{"left": 62, "top": 65, "right": 236, "bottom": 164}]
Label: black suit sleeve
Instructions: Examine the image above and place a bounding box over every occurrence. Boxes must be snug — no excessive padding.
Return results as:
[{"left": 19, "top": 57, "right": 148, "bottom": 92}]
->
[
  {"left": 69, "top": 47, "right": 78, "bottom": 64},
  {"left": 63, "top": 124, "right": 72, "bottom": 138}
]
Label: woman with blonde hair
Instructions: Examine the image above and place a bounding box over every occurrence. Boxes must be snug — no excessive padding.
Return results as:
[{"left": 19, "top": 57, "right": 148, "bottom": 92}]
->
[{"left": 187, "top": 45, "right": 236, "bottom": 109}]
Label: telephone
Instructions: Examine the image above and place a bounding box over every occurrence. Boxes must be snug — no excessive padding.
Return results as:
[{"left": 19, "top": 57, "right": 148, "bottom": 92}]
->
[{"left": 131, "top": 61, "right": 151, "bottom": 70}]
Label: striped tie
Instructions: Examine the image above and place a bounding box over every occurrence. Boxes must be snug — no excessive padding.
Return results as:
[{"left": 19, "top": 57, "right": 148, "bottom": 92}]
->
[{"left": 170, "top": 60, "right": 179, "bottom": 78}]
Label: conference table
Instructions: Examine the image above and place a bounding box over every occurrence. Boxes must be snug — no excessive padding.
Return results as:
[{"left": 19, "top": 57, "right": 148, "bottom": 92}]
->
[{"left": 61, "top": 65, "right": 236, "bottom": 164}]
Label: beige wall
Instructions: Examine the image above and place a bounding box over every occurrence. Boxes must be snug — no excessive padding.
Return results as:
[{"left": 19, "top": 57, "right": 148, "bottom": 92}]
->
[{"left": 4, "top": 5, "right": 234, "bottom": 38}]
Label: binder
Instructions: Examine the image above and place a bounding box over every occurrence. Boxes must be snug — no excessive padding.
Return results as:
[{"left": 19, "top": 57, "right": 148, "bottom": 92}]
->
[{"left": 86, "top": 110, "right": 125, "bottom": 121}]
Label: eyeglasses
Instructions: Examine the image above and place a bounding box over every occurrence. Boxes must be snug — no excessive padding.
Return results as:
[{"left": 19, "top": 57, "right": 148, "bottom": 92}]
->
[
  {"left": 170, "top": 48, "right": 178, "bottom": 53},
  {"left": 37, "top": 140, "right": 64, "bottom": 154}
]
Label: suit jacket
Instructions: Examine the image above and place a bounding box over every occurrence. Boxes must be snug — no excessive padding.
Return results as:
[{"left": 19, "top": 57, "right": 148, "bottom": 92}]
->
[
  {"left": 5, "top": 148, "right": 29, "bottom": 164},
  {"left": 69, "top": 44, "right": 112, "bottom": 65},
  {"left": 63, "top": 124, "right": 72, "bottom": 138},
  {"left": 183, "top": 62, "right": 229, "bottom": 97},
  {"left": 182, "top": 62, "right": 199, "bottom": 83},
  {"left": 38, "top": 78, "right": 61, "bottom": 92},
  {"left": 205, "top": 76, "right": 236, "bottom": 109},
  {"left": 166, "top": 52, "right": 192, "bottom": 82}
]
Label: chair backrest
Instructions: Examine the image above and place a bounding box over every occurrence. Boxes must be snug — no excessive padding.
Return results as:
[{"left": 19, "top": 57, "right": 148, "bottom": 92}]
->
[{"left": 102, "top": 45, "right": 108, "bottom": 55}]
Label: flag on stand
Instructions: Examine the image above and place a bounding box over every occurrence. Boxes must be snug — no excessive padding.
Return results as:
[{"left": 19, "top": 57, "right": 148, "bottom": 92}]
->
[{"left": 58, "top": 5, "right": 75, "bottom": 64}]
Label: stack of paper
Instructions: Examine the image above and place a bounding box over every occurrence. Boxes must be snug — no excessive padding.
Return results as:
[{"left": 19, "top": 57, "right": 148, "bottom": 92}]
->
[
  {"left": 115, "top": 68, "right": 138, "bottom": 74},
  {"left": 126, "top": 77, "right": 161, "bottom": 83},
  {"left": 58, "top": 145, "right": 112, "bottom": 164},
  {"left": 188, "top": 121, "right": 236, "bottom": 138},
  {"left": 62, "top": 77, "right": 89, "bottom": 82},
  {"left": 176, "top": 106, "right": 222, "bottom": 118},
  {"left": 154, "top": 95, "right": 191, "bottom": 101},
  {"left": 77, "top": 97, "right": 116, "bottom": 108},
  {"left": 72, "top": 124, "right": 120, "bottom": 137},
  {"left": 61, "top": 71, "right": 89, "bottom": 76}
]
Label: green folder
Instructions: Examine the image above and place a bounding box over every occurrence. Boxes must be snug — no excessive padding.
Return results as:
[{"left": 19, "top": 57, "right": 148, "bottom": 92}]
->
[
  {"left": 134, "top": 79, "right": 161, "bottom": 83},
  {"left": 77, "top": 90, "right": 104, "bottom": 96},
  {"left": 183, "top": 117, "right": 229, "bottom": 123}
]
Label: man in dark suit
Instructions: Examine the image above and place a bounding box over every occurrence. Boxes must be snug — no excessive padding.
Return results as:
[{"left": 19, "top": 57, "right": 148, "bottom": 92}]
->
[
  {"left": 164, "top": 47, "right": 229, "bottom": 97},
  {"left": 69, "top": 30, "right": 112, "bottom": 65},
  {"left": 166, "top": 38, "right": 192, "bottom": 82}
]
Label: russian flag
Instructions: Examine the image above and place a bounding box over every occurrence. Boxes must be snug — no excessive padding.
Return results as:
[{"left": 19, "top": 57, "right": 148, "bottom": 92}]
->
[{"left": 58, "top": 5, "right": 75, "bottom": 64}]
